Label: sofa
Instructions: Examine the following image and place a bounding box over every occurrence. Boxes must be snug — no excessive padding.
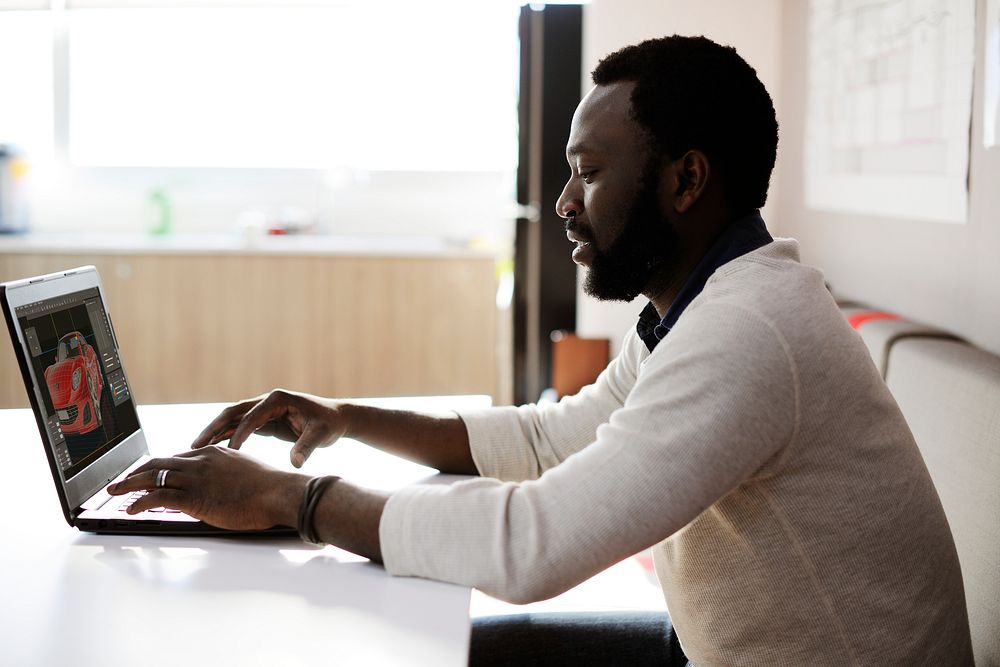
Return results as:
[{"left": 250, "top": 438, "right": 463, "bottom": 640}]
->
[{"left": 842, "top": 304, "right": 999, "bottom": 666}]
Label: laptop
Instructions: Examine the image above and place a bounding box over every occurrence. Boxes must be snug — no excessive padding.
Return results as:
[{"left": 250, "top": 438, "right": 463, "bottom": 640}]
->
[{"left": 1, "top": 265, "right": 295, "bottom": 536}]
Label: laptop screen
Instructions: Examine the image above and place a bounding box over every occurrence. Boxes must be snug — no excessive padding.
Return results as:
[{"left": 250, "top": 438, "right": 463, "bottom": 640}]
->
[{"left": 15, "top": 286, "right": 139, "bottom": 481}]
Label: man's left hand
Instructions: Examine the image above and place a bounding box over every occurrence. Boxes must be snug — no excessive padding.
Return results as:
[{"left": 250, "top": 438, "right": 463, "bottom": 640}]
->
[{"left": 106, "top": 446, "right": 306, "bottom": 531}]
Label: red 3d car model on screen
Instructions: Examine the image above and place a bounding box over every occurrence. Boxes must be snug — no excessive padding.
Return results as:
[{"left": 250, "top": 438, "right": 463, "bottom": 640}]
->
[{"left": 44, "top": 331, "right": 103, "bottom": 434}]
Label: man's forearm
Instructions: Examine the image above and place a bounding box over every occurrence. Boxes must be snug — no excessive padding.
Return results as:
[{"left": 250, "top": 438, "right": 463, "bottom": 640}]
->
[
  {"left": 339, "top": 404, "right": 478, "bottom": 475},
  {"left": 271, "top": 473, "right": 389, "bottom": 563}
]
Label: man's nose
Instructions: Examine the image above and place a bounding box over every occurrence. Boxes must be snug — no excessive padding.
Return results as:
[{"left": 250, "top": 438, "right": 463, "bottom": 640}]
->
[{"left": 555, "top": 179, "right": 582, "bottom": 220}]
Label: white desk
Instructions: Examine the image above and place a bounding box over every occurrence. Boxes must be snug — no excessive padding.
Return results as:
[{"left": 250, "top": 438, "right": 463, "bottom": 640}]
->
[{"left": 0, "top": 397, "right": 490, "bottom": 667}]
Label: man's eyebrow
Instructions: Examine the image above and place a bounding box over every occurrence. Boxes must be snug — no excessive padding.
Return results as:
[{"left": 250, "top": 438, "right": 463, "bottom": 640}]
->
[{"left": 566, "top": 142, "right": 603, "bottom": 158}]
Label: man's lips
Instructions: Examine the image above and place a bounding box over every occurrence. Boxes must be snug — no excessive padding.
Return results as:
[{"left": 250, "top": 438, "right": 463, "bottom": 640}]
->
[{"left": 567, "top": 230, "right": 594, "bottom": 264}]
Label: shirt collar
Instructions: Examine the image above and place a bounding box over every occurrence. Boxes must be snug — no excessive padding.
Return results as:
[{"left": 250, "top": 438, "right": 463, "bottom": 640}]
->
[{"left": 636, "top": 211, "right": 773, "bottom": 353}]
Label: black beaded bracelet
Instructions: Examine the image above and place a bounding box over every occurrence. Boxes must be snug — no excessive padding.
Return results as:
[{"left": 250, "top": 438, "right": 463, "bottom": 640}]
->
[{"left": 297, "top": 475, "right": 340, "bottom": 546}]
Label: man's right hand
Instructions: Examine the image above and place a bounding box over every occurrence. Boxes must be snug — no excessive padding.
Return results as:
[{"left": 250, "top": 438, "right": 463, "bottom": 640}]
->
[{"left": 191, "top": 389, "right": 348, "bottom": 468}]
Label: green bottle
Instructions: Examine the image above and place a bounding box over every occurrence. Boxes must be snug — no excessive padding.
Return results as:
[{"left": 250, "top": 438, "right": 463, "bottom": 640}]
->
[{"left": 150, "top": 188, "right": 172, "bottom": 236}]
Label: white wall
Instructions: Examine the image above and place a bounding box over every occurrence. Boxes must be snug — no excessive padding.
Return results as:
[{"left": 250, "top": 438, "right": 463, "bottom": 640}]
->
[
  {"left": 776, "top": 0, "right": 1000, "bottom": 358},
  {"left": 577, "top": 0, "right": 784, "bottom": 355}
]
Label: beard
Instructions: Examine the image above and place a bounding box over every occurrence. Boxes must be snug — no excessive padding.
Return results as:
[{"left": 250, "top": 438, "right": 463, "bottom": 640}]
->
[{"left": 578, "top": 163, "right": 680, "bottom": 302}]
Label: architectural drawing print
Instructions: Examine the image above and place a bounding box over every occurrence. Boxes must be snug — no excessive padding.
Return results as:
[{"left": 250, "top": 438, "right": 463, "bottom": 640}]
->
[
  {"left": 985, "top": 0, "right": 1000, "bottom": 148},
  {"left": 805, "top": 0, "right": 975, "bottom": 223}
]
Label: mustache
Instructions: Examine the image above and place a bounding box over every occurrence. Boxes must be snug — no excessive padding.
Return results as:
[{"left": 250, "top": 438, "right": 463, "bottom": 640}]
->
[{"left": 563, "top": 216, "right": 593, "bottom": 241}]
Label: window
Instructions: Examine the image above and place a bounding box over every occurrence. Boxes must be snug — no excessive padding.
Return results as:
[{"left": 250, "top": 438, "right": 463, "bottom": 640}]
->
[
  {"left": 67, "top": 5, "right": 518, "bottom": 171},
  {"left": 0, "top": 2, "right": 521, "bottom": 238},
  {"left": 0, "top": 11, "right": 53, "bottom": 161}
]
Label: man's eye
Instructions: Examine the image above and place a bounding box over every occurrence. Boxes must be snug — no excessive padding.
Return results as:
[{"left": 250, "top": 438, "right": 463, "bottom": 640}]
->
[{"left": 579, "top": 171, "right": 596, "bottom": 183}]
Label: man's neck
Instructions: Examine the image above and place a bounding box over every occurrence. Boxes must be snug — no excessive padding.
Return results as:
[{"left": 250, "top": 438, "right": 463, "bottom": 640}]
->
[
  {"left": 644, "top": 209, "right": 767, "bottom": 318},
  {"left": 644, "top": 227, "right": 725, "bottom": 318},
  {"left": 644, "top": 260, "right": 698, "bottom": 319}
]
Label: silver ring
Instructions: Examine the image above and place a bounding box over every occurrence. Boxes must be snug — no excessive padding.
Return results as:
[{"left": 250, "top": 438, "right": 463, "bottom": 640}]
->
[{"left": 155, "top": 469, "right": 169, "bottom": 488}]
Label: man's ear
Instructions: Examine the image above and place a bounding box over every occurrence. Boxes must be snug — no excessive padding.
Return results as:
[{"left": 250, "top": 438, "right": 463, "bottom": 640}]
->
[{"left": 665, "top": 150, "right": 711, "bottom": 214}]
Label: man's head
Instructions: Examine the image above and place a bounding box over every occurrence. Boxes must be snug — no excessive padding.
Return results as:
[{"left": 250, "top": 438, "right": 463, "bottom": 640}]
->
[{"left": 556, "top": 35, "right": 778, "bottom": 304}]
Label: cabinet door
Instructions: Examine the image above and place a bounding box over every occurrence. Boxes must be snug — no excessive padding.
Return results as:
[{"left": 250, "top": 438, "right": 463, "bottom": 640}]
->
[{"left": 0, "top": 253, "right": 498, "bottom": 407}]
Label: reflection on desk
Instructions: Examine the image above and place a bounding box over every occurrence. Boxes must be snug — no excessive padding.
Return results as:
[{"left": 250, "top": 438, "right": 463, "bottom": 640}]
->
[{"left": 0, "top": 398, "right": 488, "bottom": 666}]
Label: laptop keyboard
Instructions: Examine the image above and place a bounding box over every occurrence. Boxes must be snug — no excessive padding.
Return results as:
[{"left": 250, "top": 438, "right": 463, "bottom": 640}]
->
[{"left": 118, "top": 490, "right": 181, "bottom": 514}]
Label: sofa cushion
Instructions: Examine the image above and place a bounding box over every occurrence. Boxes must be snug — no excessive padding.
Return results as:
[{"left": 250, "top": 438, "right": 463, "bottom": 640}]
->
[
  {"left": 886, "top": 338, "right": 1000, "bottom": 666},
  {"left": 839, "top": 305, "right": 958, "bottom": 377}
]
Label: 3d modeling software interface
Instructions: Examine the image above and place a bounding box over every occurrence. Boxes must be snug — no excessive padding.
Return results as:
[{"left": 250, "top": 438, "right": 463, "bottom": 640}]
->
[{"left": 17, "top": 287, "right": 138, "bottom": 480}]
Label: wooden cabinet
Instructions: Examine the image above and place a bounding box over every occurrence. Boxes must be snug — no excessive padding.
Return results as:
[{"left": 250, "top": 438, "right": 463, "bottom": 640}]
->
[{"left": 0, "top": 251, "right": 500, "bottom": 408}]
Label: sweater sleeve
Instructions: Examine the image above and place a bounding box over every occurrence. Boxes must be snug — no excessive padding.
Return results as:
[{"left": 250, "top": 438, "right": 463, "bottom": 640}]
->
[
  {"left": 456, "top": 328, "right": 644, "bottom": 481},
  {"left": 379, "top": 302, "right": 798, "bottom": 603}
]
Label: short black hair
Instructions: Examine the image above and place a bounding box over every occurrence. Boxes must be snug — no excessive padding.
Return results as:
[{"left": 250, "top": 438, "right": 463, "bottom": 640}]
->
[{"left": 592, "top": 35, "right": 778, "bottom": 215}]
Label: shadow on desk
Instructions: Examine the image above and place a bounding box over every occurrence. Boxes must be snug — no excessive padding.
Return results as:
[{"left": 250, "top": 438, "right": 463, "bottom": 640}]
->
[{"left": 32, "top": 533, "right": 468, "bottom": 664}]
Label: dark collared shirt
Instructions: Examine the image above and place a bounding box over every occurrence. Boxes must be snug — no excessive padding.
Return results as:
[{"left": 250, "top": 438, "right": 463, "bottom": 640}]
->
[{"left": 636, "top": 211, "right": 773, "bottom": 352}]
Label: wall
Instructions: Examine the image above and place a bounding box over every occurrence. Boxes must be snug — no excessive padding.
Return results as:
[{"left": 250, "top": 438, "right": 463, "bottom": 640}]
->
[
  {"left": 776, "top": 0, "right": 1000, "bottom": 357},
  {"left": 577, "top": 0, "right": 785, "bottom": 354}
]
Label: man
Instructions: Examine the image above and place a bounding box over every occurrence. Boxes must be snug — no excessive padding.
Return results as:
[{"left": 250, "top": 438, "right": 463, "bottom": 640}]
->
[{"left": 108, "top": 36, "right": 973, "bottom": 665}]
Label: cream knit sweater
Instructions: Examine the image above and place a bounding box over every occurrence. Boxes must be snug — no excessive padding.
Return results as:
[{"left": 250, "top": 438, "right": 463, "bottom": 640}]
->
[{"left": 379, "top": 239, "right": 973, "bottom": 665}]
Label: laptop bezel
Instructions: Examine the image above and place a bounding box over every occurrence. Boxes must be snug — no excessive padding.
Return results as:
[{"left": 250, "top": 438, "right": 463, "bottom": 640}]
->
[{"left": 1, "top": 266, "right": 149, "bottom": 526}]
